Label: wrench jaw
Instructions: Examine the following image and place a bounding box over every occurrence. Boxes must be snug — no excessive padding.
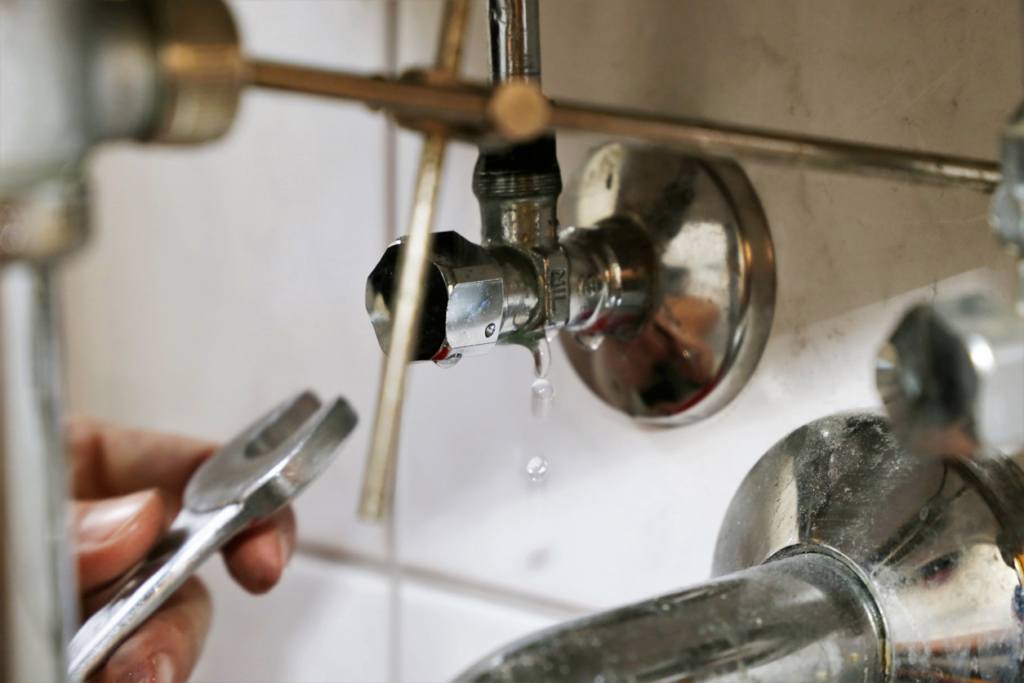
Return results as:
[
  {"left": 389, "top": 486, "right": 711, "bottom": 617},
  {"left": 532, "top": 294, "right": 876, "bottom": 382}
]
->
[
  {"left": 184, "top": 390, "right": 322, "bottom": 513},
  {"left": 239, "top": 397, "right": 360, "bottom": 520}
]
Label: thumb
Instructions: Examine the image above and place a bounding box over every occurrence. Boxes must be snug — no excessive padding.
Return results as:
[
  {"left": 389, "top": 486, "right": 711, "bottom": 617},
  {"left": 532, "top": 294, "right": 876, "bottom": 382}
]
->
[{"left": 75, "top": 490, "right": 166, "bottom": 594}]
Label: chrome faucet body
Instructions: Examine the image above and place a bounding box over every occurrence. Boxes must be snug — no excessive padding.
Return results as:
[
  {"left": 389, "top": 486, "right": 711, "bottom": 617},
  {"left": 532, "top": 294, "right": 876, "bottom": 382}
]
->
[
  {"left": 457, "top": 412, "right": 1024, "bottom": 682},
  {"left": 367, "top": 143, "right": 777, "bottom": 423},
  {"left": 366, "top": 0, "right": 777, "bottom": 424},
  {"left": 367, "top": 0, "right": 775, "bottom": 422}
]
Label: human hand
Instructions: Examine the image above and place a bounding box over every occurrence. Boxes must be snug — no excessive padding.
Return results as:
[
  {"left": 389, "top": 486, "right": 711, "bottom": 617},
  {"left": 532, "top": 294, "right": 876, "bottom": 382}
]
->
[{"left": 69, "top": 418, "right": 297, "bottom": 683}]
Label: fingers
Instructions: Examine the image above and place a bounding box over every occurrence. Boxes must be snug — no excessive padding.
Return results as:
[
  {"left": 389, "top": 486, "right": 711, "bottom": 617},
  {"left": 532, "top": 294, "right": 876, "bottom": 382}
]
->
[
  {"left": 76, "top": 490, "right": 167, "bottom": 593},
  {"left": 92, "top": 577, "right": 212, "bottom": 683},
  {"left": 68, "top": 417, "right": 216, "bottom": 501},
  {"left": 222, "top": 506, "right": 296, "bottom": 594}
]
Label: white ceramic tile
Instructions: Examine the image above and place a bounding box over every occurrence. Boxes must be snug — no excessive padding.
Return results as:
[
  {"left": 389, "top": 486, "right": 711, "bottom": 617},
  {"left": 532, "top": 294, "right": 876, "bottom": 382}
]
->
[
  {"left": 193, "top": 554, "right": 389, "bottom": 683},
  {"left": 62, "top": 2, "right": 392, "bottom": 558},
  {"left": 398, "top": 579, "right": 564, "bottom": 683},
  {"left": 389, "top": 0, "right": 1020, "bottom": 609},
  {"left": 393, "top": 269, "right": 1011, "bottom": 610},
  {"left": 229, "top": 0, "right": 385, "bottom": 70}
]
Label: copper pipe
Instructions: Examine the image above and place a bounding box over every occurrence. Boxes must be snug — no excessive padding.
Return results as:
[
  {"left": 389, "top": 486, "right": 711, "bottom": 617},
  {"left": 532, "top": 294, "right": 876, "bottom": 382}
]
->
[
  {"left": 360, "top": 0, "right": 472, "bottom": 522},
  {"left": 248, "top": 61, "right": 1000, "bottom": 192}
]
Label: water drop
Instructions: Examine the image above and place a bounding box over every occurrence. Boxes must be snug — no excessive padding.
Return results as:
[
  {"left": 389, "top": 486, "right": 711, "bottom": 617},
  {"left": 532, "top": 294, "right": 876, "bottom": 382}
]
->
[
  {"left": 531, "top": 377, "right": 554, "bottom": 418},
  {"left": 525, "top": 455, "right": 549, "bottom": 482},
  {"left": 531, "top": 337, "right": 551, "bottom": 379}
]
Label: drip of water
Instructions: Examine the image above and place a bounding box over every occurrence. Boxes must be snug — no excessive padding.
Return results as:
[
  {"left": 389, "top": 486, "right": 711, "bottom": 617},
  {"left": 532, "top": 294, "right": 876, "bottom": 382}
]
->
[
  {"left": 531, "top": 377, "right": 554, "bottom": 419},
  {"left": 531, "top": 337, "right": 551, "bottom": 379},
  {"left": 525, "top": 455, "right": 549, "bottom": 482},
  {"left": 525, "top": 338, "right": 555, "bottom": 483}
]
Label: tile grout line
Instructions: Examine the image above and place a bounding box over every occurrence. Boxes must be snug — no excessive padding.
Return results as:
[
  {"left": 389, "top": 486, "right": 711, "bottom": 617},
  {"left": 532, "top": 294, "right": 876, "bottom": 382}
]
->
[{"left": 297, "top": 540, "right": 594, "bottom": 620}]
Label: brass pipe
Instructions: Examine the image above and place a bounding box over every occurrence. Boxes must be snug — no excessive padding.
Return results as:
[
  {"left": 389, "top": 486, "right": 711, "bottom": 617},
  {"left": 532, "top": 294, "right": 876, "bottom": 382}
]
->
[
  {"left": 359, "top": 0, "right": 472, "bottom": 522},
  {"left": 247, "top": 60, "right": 490, "bottom": 128},
  {"left": 247, "top": 61, "right": 1000, "bottom": 192},
  {"left": 548, "top": 101, "right": 1000, "bottom": 192}
]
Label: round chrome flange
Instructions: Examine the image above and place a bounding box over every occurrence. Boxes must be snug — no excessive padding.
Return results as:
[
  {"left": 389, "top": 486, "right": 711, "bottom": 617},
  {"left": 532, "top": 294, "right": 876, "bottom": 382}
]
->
[{"left": 561, "top": 143, "right": 776, "bottom": 425}]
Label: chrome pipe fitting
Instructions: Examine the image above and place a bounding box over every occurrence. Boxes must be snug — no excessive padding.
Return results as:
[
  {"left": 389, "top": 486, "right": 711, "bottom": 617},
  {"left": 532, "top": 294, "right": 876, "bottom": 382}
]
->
[
  {"left": 458, "top": 551, "right": 886, "bottom": 683},
  {"left": 366, "top": 144, "right": 777, "bottom": 424},
  {"left": 366, "top": 224, "right": 649, "bottom": 365},
  {"left": 487, "top": 0, "right": 542, "bottom": 85},
  {"left": 458, "top": 412, "right": 1024, "bottom": 682}
]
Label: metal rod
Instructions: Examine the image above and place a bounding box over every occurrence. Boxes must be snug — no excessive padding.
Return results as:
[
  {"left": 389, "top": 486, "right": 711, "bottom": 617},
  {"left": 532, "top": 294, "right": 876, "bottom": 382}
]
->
[
  {"left": 360, "top": 0, "right": 471, "bottom": 522},
  {"left": 488, "top": 0, "right": 541, "bottom": 84},
  {"left": 247, "top": 60, "right": 490, "bottom": 125},
  {"left": 548, "top": 101, "right": 1001, "bottom": 192},
  {"left": 0, "top": 264, "right": 76, "bottom": 682},
  {"left": 248, "top": 62, "right": 1001, "bottom": 192}
]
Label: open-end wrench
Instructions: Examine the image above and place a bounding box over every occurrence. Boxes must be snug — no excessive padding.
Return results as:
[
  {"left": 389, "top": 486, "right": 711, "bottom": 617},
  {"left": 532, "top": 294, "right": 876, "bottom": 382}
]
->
[{"left": 68, "top": 390, "right": 357, "bottom": 681}]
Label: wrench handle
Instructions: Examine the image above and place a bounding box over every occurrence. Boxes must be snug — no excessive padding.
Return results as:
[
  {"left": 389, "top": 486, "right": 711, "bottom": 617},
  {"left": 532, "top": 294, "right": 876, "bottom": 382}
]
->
[{"left": 68, "top": 505, "right": 245, "bottom": 681}]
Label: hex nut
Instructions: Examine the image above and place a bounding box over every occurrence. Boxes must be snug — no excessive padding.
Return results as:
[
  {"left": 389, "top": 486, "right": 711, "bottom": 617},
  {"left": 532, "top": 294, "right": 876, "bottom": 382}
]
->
[
  {"left": 367, "top": 231, "right": 505, "bottom": 363},
  {"left": 878, "top": 293, "right": 1024, "bottom": 458}
]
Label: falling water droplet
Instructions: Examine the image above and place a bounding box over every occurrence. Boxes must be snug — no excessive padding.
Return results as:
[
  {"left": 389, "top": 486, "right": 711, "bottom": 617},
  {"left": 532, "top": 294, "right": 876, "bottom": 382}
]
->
[
  {"left": 531, "top": 377, "right": 554, "bottom": 418},
  {"left": 525, "top": 455, "right": 549, "bottom": 482},
  {"left": 531, "top": 337, "right": 551, "bottom": 379},
  {"left": 525, "top": 338, "right": 554, "bottom": 484}
]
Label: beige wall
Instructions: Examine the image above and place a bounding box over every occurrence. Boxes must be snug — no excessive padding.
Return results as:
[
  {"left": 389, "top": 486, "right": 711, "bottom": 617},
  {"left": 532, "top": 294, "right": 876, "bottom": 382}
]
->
[{"left": 62, "top": 2, "right": 1020, "bottom": 681}]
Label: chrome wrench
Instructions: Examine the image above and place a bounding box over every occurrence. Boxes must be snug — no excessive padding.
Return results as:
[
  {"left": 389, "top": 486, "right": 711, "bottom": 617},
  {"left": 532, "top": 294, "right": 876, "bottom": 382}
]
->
[{"left": 68, "top": 390, "right": 357, "bottom": 681}]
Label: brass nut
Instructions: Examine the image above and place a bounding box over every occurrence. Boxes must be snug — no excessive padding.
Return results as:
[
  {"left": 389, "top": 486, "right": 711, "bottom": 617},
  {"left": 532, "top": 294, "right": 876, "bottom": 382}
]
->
[{"left": 488, "top": 81, "right": 551, "bottom": 142}]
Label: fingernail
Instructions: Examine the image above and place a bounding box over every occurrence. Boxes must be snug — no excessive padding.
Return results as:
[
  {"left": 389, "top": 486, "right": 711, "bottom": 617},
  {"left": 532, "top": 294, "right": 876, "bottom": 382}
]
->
[
  {"left": 113, "top": 653, "right": 174, "bottom": 683},
  {"left": 154, "top": 653, "right": 175, "bottom": 683},
  {"left": 78, "top": 490, "right": 156, "bottom": 546},
  {"left": 115, "top": 661, "right": 152, "bottom": 683}
]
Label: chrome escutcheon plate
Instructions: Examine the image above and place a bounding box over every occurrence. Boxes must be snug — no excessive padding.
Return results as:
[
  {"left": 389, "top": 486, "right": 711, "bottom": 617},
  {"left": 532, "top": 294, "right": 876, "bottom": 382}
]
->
[{"left": 561, "top": 143, "right": 776, "bottom": 425}]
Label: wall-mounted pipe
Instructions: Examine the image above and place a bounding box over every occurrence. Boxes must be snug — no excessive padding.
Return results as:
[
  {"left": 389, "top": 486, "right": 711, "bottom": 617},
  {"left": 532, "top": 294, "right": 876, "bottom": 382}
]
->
[
  {"left": 456, "top": 413, "right": 1024, "bottom": 681},
  {"left": 475, "top": 0, "right": 561, "bottom": 252},
  {"left": 247, "top": 61, "right": 1001, "bottom": 193},
  {"left": 488, "top": 0, "right": 542, "bottom": 84},
  {"left": 457, "top": 553, "right": 885, "bottom": 683}
]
